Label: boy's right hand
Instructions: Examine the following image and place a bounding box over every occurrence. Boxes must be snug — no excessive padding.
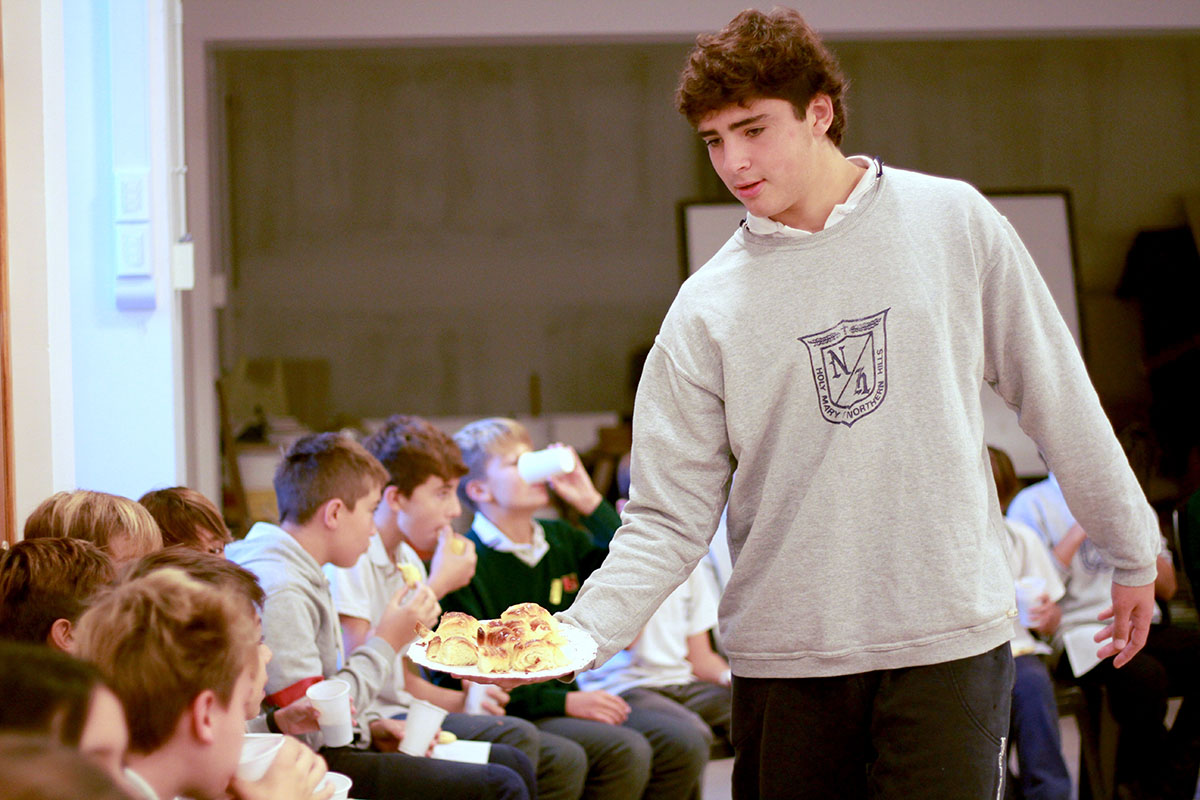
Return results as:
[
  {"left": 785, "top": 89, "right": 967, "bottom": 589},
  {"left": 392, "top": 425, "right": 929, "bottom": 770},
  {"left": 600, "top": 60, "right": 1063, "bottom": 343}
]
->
[
  {"left": 428, "top": 529, "right": 477, "bottom": 598},
  {"left": 564, "top": 691, "right": 630, "bottom": 725},
  {"left": 229, "top": 736, "right": 331, "bottom": 800},
  {"left": 376, "top": 584, "right": 441, "bottom": 651}
]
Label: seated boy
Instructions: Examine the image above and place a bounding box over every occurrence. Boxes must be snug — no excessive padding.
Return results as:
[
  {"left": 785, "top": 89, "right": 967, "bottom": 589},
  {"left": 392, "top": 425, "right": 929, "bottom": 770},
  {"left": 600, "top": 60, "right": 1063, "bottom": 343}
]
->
[
  {"left": 442, "top": 417, "right": 710, "bottom": 800},
  {"left": 0, "top": 537, "right": 115, "bottom": 651},
  {"left": 0, "top": 640, "right": 129, "bottom": 781},
  {"left": 126, "top": 545, "right": 320, "bottom": 735},
  {"left": 72, "top": 568, "right": 328, "bottom": 800},
  {"left": 988, "top": 447, "right": 1072, "bottom": 800},
  {"left": 331, "top": 414, "right": 588, "bottom": 800},
  {"left": 226, "top": 432, "right": 532, "bottom": 800},
  {"left": 24, "top": 489, "right": 162, "bottom": 565},
  {"left": 1009, "top": 474, "right": 1200, "bottom": 799},
  {"left": 138, "top": 486, "right": 232, "bottom": 555},
  {"left": 577, "top": 557, "right": 732, "bottom": 758}
]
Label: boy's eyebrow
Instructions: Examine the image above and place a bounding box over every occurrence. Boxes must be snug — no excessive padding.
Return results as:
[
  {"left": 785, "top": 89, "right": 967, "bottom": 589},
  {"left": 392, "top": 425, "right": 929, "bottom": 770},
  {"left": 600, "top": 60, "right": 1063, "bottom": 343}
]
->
[{"left": 697, "top": 113, "right": 770, "bottom": 139}]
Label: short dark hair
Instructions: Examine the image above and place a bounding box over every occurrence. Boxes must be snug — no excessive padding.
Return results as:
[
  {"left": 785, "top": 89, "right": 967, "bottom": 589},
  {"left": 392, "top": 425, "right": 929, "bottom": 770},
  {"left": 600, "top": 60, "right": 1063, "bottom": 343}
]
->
[
  {"left": 0, "top": 735, "right": 132, "bottom": 800},
  {"left": 138, "top": 487, "right": 232, "bottom": 551},
  {"left": 273, "top": 433, "right": 390, "bottom": 525},
  {"left": 362, "top": 415, "right": 468, "bottom": 497},
  {"left": 0, "top": 538, "right": 115, "bottom": 644},
  {"left": 0, "top": 642, "right": 109, "bottom": 747},
  {"left": 675, "top": 7, "right": 849, "bottom": 145},
  {"left": 125, "top": 546, "right": 265, "bottom": 611}
]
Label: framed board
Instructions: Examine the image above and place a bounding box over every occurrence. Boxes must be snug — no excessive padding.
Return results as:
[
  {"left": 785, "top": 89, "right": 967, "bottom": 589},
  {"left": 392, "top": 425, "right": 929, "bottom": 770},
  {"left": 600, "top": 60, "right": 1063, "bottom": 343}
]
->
[{"left": 678, "top": 189, "right": 1080, "bottom": 477}]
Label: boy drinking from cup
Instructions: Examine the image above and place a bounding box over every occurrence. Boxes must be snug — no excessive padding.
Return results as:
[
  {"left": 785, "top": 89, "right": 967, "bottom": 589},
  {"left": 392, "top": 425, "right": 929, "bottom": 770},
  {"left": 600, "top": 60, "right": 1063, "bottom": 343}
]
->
[{"left": 330, "top": 414, "right": 587, "bottom": 800}]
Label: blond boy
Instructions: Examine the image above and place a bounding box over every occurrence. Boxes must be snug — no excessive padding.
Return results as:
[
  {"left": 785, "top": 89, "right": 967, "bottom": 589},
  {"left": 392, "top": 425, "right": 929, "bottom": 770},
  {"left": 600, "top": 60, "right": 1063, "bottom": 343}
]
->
[
  {"left": 24, "top": 490, "right": 163, "bottom": 565},
  {"left": 442, "top": 417, "right": 709, "bottom": 800}
]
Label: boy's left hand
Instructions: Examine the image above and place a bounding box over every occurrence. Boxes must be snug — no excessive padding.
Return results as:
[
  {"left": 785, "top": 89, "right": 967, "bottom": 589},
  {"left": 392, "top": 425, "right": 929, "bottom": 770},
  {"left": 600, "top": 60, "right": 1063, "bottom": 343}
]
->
[
  {"left": 1096, "top": 581, "right": 1155, "bottom": 667},
  {"left": 547, "top": 444, "right": 603, "bottom": 515}
]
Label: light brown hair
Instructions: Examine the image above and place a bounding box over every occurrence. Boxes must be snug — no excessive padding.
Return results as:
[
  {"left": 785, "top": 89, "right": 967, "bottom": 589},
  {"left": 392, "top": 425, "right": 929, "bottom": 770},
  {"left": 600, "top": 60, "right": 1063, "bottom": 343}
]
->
[
  {"left": 452, "top": 418, "right": 532, "bottom": 512},
  {"left": 988, "top": 446, "right": 1020, "bottom": 513},
  {"left": 24, "top": 490, "right": 163, "bottom": 563},
  {"left": 675, "top": 7, "right": 849, "bottom": 145},
  {"left": 73, "top": 569, "right": 258, "bottom": 754},
  {"left": 363, "top": 415, "right": 468, "bottom": 498},
  {"left": 0, "top": 538, "right": 116, "bottom": 643},
  {"left": 125, "top": 546, "right": 265, "bottom": 611},
  {"left": 138, "top": 487, "right": 232, "bottom": 552},
  {"left": 273, "top": 432, "right": 390, "bottom": 525}
]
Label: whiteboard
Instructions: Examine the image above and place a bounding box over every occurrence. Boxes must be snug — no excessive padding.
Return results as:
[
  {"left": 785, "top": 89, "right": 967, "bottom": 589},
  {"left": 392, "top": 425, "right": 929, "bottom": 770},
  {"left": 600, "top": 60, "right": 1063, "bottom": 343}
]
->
[{"left": 679, "top": 190, "right": 1079, "bottom": 477}]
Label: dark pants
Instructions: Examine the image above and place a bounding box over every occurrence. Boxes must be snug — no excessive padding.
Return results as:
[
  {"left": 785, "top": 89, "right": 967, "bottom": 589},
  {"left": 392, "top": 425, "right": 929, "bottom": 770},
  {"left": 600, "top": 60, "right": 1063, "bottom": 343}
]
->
[
  {"left": 441, "top": 712, "right": 588, "bottom": 800},
  {"left": 322, "top": 742, "right": 532, "bottom": 800},
  {"left": 535, "top": 705, "right": 709, "bottom": 800},
  {"left": 731, "top": 643, "right": 1014, "bottom": 800},
  {"left": 1007, "top": 654, "right": 1071, "bottom": 800},
  {"left": 1070, "top": 624, "right": 1200, "bottom": 799},
  {"left": 622, "top": 682, "right": 733, "bottom": 755}
]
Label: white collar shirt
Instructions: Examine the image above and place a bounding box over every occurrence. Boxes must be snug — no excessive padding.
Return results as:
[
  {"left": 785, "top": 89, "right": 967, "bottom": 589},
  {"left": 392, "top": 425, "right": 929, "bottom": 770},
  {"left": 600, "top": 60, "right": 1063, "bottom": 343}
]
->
[
  {"left": 744, "top": 155, "right": 879, "bottom": 237},
  {"left": 471, "top": 511, "right": 549, "bottom": 568}
]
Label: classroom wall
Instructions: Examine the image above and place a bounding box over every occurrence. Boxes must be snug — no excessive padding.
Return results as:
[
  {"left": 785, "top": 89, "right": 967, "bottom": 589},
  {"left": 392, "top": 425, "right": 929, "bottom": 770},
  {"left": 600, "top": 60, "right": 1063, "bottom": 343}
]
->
[{"left": 215, "top": 35, "right": 1200, "bottom": 430}]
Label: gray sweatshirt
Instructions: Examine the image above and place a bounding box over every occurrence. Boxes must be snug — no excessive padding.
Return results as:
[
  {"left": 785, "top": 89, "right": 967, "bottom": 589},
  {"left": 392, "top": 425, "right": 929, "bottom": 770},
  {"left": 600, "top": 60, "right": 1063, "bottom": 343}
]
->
[
  {"left": 226, "top": 522, "right": 395, "bottom": 749},
  {"left": 561, "top": 166, "right": 1159, "bottom": 679}
]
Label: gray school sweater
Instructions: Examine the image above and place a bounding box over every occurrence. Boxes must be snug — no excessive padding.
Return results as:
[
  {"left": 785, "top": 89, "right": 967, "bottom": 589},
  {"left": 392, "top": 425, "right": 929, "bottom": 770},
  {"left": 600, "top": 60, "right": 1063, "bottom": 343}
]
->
[
  {"left": 561, "top": 166, "right": 1160, "bottom": 678},
  {"left": 227, "top": 522, "right": 395, "bottom": 749}
]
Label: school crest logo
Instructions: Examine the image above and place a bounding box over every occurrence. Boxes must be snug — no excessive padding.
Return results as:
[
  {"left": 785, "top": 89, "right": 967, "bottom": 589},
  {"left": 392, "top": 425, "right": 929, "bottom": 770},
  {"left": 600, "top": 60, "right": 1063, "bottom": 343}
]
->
[{"left": 799, "top": 309, "right": 890, "bottom": 427}]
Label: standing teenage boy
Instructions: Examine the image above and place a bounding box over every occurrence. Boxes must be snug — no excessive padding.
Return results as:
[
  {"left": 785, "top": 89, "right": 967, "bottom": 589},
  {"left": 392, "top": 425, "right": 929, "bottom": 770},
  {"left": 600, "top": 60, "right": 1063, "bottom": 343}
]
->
[
  {"left": 73, "top": 568, "right": 329, "bottom": 800},
  {"left": 226, "top": 432, "right": 532, "bottom": 800},
  {"left": 523, "top": 8, "right": 1161, "bottom": 800},
  {"left": 443, "top": 417, "right": 710, "bottom": 800},
  {"left": 331, "top": 415, "right": 588, "bottom": 800}
]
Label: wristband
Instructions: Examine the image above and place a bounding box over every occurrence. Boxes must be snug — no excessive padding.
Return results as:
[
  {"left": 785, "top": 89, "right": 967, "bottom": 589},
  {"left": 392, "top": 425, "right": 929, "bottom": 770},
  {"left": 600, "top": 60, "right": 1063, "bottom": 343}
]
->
[{"left": 266, "top": 708, "right": 282, "bottom": 733}]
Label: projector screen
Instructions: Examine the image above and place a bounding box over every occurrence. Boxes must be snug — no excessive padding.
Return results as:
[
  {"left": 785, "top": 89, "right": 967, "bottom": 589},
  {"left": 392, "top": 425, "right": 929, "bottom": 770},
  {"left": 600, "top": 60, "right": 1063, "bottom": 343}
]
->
[{"left": 679, "top": 190, "right": 1080, "bottom": 477}]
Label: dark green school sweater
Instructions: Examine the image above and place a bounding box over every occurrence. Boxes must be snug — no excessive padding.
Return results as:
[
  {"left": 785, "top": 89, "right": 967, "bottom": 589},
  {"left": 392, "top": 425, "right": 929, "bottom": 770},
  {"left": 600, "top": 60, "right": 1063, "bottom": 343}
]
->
[{"left": 440, "top": 502, "right": 621, "bottom": 720}]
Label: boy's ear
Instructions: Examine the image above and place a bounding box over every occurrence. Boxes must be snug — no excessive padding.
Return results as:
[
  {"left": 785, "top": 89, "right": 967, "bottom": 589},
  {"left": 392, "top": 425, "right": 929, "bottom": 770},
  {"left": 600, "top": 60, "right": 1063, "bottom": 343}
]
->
[
  {"left": 187, "top": 689, "right": 220, "bottom": 745},
  {"left": 384, "top": 484, "right": 408, "bottom": 511},
  {"left": 806, "top": 93, "right": 834, "bottom": 137},
  {"left": 47, "top": 618, "right": 74, "bottom": 653},
  {"left": 319, "top": 497, "right": 345, "bottom": 529},
  {"left": 465, "top": 478, "right": 492, "bottom": 505}
]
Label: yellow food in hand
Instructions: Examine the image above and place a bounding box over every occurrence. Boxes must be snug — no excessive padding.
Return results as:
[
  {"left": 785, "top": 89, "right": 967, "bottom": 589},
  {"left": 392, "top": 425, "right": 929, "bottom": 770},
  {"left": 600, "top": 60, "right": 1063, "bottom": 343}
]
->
[
  {"left": 449, "top": 537, "right": 467, "bottom": 556},
  {"left": 437, "top": 731, "right": 458, "bottom": 745},
  {"left": 397, "top": 563, "right": 422, "bottom": 587}
]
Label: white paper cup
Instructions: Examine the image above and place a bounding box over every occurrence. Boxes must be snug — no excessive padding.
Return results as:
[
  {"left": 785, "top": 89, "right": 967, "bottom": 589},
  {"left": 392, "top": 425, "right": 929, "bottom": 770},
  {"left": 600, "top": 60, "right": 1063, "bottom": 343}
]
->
[
  {"left": 237, "top": 733, "right": 285, "bottom": 782},
  {"left": 463, "top": 680, "right": 490, "bottom": 715},
  {"left": 517, "top": 448, "right": 575, "bottom": 483},
  {"left": 306, "top": 679, "right": 353, "bottom": 748},
  {"left": 399, "top": 698, "right": 449, "bottom": 756},
  {"left": 317, "top": 771, "right": 353, "bottom": 800},
  {"left": 1015, "top": 575, "right": 1047, "bottom": 628}
]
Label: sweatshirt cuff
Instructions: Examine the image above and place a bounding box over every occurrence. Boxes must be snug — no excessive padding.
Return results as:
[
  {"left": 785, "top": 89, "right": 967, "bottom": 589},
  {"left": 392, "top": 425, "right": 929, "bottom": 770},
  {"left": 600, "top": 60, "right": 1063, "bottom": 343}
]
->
[
  {"left": 1113, "top": 564, "right": 1157, "bottom": 587},
  {"left": 360, "top": 635, "right": 397, "bottom": 662}
]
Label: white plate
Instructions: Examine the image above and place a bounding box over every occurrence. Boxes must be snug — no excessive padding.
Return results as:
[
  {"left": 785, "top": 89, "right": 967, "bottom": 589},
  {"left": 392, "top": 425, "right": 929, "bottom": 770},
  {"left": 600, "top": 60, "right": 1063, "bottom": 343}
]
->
[{"left": 406, "top": 622, "right": 597, "bottom": 680}]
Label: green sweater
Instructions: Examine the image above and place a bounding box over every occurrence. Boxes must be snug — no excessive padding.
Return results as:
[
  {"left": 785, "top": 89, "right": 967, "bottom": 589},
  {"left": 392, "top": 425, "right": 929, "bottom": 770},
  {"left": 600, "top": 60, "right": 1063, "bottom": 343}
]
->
[{"left": 440, "top": 502, "right": 621, "bottom": 720}]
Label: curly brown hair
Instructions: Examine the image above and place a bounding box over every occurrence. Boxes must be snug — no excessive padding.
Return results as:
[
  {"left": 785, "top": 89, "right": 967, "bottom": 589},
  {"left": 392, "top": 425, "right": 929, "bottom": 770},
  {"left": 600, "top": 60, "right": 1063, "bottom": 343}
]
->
[
  {"left": 675, "top": 7, "right": 849, "bottom": 145},
  {"left": 362, "top": 415, "right": 468, "bottom": 498}
]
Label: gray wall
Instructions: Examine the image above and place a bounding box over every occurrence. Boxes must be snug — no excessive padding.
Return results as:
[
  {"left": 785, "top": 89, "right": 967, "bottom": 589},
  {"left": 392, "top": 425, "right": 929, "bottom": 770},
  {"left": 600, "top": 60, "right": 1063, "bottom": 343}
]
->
[{"left": 217, "top": 35, "right": 1199, "bottom": 429}]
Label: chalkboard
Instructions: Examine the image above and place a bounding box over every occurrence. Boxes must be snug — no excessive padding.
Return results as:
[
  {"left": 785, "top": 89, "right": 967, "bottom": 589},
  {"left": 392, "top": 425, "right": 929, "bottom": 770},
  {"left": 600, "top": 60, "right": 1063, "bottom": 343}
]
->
[{"left": 679, "top": 190, "right": 1079, "bottom": 477}]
